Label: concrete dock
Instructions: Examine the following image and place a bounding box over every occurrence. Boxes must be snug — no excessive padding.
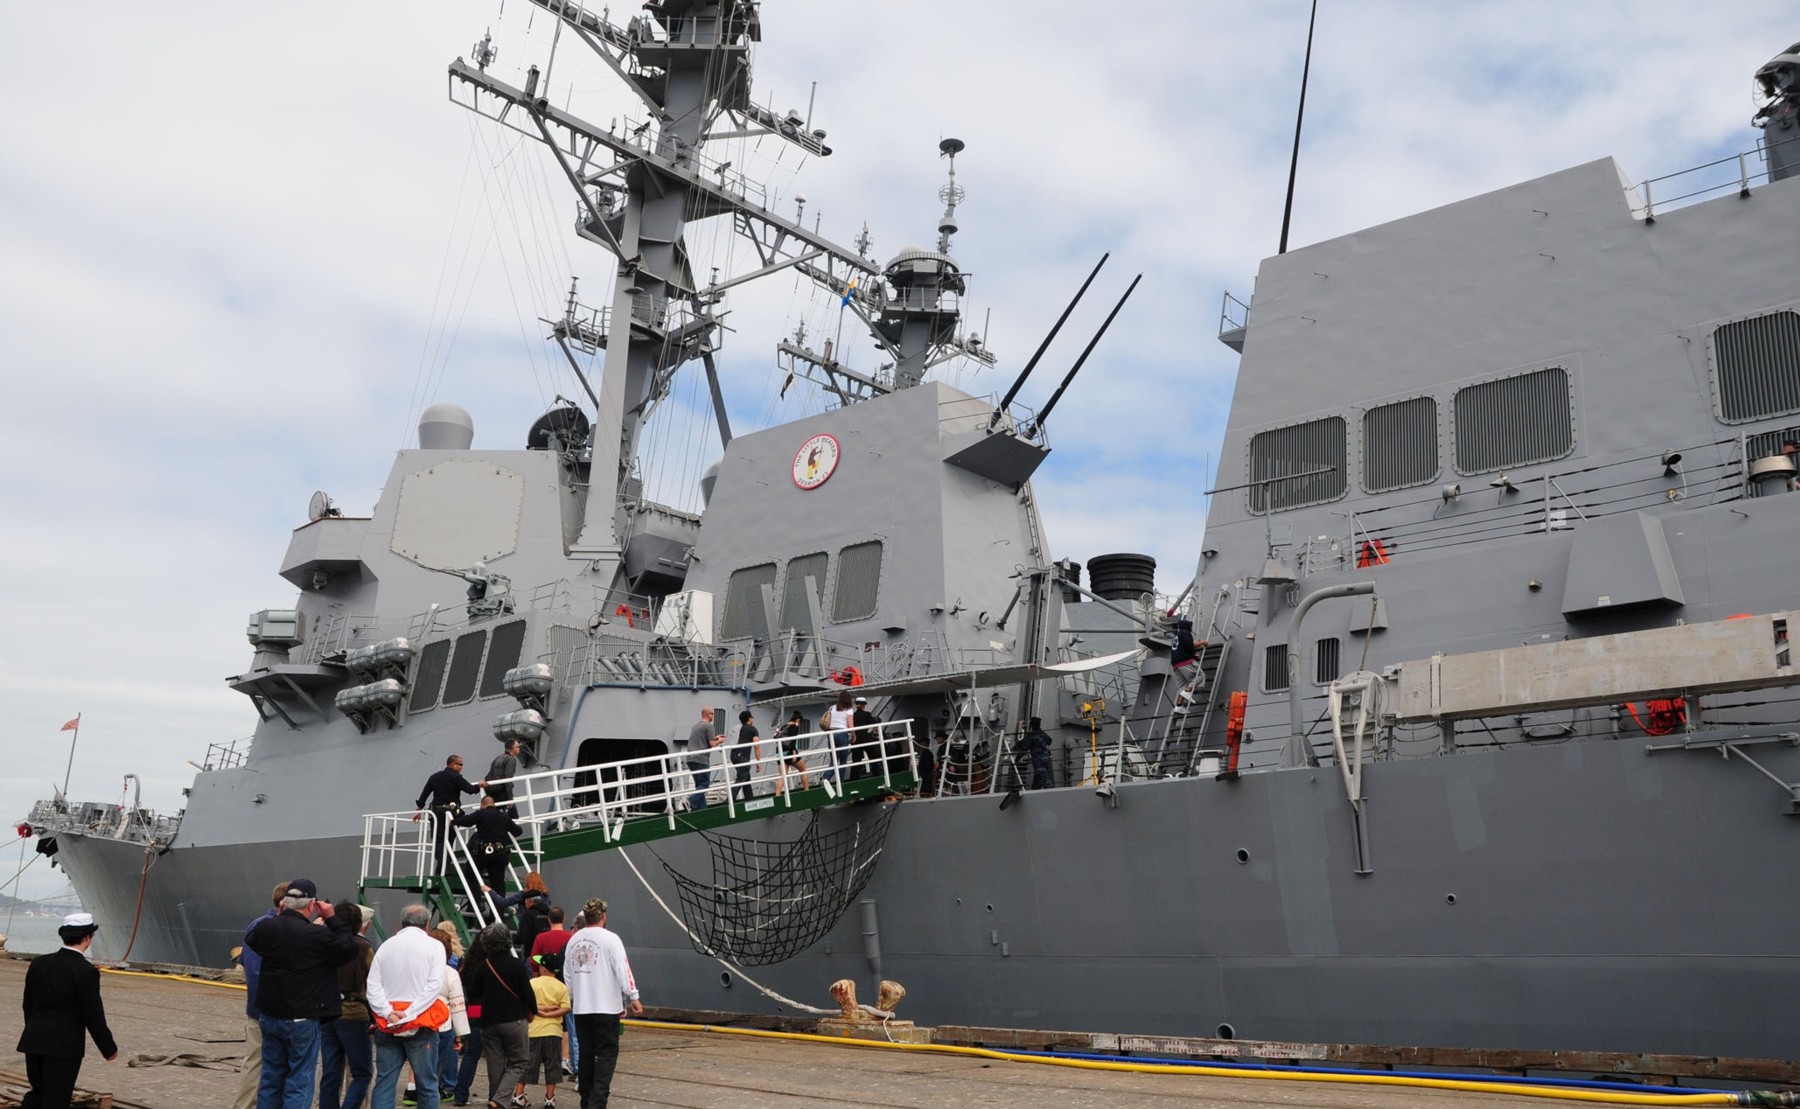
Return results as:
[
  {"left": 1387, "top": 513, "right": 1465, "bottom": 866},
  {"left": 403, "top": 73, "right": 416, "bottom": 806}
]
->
[{"left": 0, "top": 956, "right": 1716, "bottom": 1107}]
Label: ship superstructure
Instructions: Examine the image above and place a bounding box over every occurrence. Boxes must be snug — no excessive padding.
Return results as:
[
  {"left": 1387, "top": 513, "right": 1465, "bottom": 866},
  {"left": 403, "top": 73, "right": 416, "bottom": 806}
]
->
[{"left": 26, "top": 8, "right": 1800, "bottom": 1066}]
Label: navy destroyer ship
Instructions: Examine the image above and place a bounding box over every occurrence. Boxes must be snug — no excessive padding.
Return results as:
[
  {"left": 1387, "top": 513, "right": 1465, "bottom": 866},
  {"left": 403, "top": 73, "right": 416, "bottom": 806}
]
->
[{"left": 26, "top": 6, "right": 1800, "bottom": 1062}]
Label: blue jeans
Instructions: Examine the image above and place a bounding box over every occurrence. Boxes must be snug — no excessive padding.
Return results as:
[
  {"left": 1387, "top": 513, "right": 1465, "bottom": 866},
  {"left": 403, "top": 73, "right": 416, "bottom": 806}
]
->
[
  {"left": 371, "top": 1029, "right": 438, "bottom": 1109},
  {"left": 257, "top": 1015, "right": 321, "bottom": 1109},
  {"left": 565, "top": 1011, "right": 579, "bottom": 1073},
  {"left": 454, "top": 1018, "right": 482, "bottom": 1102},
  {"left": 435, "top": 1027, "right": 457, "bottom": 1091},
  {"left": 687, "top": 763, "right": 711, "bottom": 810},
  {"left": 319, "top": 1017, "right": 373, "bottom": 1109},
  {"left": 830, "top": 731, "right": 851, "bottom": 783}
]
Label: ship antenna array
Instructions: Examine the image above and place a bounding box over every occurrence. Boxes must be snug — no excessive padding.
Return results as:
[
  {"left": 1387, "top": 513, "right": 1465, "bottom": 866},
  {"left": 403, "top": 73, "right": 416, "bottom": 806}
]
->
[
  {"left": 990, "top": 253, "right": 1110, "bottom": 429},
  {"left": 937, "top": 137, "right": 965, "bottom": 253},
  {"left": 1027, "top": 273, "right": 1143, "bottom": 437}
]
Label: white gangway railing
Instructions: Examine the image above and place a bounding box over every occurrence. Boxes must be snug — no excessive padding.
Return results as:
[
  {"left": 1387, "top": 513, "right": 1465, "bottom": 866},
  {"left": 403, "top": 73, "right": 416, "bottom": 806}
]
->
[
  {"left": 497, "top": 719, "right": 916, "bottom": 857},
  {"left": 361, "top": 721, "right": 915, "bottom": 910},
  {"left": 359, "top": 809, "right": 546, "bottom": 936}
]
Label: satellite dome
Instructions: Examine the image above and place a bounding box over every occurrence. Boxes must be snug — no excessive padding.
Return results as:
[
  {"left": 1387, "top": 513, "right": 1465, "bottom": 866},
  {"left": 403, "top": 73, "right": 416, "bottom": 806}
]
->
[
  {"left": 419, "top": 403, "right": 475, "bottom": 450},
  {"left": 699, "top": 460, "right": 723, "bottom": 507}
]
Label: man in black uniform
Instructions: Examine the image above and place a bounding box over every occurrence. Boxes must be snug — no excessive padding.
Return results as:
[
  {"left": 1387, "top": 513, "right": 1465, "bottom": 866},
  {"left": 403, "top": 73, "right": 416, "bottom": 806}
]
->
[
  {"left": 411, "top": 754, "right": 485, "bottom": 871},
  {"left": 850, "top": 696, "right": 879, "bottom": 780},
  {"left": 455, "top": 795, "right": 523, "bottom": 896},
  {"left": 18, "top": 911, "right": 116, "bottom": 1109}
]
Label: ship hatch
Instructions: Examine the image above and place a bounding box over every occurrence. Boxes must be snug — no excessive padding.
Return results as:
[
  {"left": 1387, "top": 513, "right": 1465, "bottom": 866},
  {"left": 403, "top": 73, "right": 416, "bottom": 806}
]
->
[{"left": 573, "top": 737, "right": 672, "bottom": 812}]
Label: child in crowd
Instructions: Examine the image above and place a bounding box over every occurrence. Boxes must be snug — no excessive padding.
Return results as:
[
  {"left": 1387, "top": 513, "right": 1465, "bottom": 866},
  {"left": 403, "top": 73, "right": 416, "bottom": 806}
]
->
[{"left": 515, "top": 954, "right": 570, "bottom": 1108}]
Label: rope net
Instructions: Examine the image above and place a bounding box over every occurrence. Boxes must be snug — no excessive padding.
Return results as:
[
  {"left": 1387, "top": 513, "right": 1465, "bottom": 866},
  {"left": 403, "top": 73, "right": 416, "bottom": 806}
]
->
[{"left": 663, "top": 803, "right": 896, "bottom": 966}]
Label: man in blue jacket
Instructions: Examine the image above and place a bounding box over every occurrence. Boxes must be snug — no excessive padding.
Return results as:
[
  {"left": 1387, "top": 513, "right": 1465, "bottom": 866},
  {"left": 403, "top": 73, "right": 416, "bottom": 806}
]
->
[
  {"left": 234, "top": 881, "right": 288, "bottom": 1109},
  {"left": 245, "top": 879, "right": 361, "bottom": 1109}
]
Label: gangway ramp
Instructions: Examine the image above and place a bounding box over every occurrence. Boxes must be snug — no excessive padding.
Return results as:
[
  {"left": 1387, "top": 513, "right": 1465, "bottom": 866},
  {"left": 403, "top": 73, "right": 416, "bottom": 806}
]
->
[{"left": 358, "top": 721, "right": 916, "bottom": 940}]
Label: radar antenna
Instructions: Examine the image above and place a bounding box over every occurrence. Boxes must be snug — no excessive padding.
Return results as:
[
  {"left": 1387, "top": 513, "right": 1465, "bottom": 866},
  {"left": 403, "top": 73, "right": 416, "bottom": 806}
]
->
[{"left": 471, "top": 29, "right": 497, "bottom": 72}]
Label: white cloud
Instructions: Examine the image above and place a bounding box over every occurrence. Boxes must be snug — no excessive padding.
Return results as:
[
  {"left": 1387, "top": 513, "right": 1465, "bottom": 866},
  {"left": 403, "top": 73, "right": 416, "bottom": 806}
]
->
[{"left": 1, "top": 0, "right": 1790, "bottom": 841}]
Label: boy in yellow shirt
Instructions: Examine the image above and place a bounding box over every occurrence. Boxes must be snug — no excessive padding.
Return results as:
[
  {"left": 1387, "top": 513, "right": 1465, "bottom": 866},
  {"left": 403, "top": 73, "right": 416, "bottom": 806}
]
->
[{"left": 517, "top": 954, "right": 571, "bottom": 1108}]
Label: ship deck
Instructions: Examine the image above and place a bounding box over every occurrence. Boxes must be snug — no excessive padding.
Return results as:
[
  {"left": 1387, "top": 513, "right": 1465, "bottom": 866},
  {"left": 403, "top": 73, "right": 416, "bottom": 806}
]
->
[{"left": 0, "top": 954, "right": 1767, "bottom": 1108}]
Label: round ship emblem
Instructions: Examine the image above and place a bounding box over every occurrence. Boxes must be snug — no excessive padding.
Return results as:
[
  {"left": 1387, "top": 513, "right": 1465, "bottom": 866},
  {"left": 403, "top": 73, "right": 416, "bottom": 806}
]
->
[{"left": 792, "top": 433, "right": 841, "bottom": 490}]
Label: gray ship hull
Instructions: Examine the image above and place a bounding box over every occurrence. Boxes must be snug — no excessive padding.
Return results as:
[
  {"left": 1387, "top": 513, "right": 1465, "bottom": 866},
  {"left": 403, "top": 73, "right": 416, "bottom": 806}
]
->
[{"left": 54, "top": 728, "right": 1799, "bottom": 1059}]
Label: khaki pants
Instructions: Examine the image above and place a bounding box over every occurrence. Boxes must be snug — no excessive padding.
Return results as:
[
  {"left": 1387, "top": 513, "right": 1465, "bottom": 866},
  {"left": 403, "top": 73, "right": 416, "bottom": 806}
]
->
[{"left": 232, "top": 1018, "right": 263, "bottom": 1109}]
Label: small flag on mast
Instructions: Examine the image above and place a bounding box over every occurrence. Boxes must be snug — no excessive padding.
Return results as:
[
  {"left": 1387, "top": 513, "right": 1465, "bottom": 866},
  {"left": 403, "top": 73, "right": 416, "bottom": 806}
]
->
[
  {"left": 839, "top": 278, "right": 857, "bottom": 308},
  {"left": 60, "top": 717, "right": 79, "bottom": 732}
]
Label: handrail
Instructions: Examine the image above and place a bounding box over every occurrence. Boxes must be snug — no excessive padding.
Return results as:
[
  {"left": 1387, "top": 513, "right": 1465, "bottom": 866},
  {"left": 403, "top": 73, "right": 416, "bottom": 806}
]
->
[
  {"left": 1628, "top": 134, "right": 1800, "bottom": 222},
  {"left": 359, "top": 809, "right": 546, "bottom": 940},
  {"left": 365, "top": 721, "right": 917, "bottom": 849}
]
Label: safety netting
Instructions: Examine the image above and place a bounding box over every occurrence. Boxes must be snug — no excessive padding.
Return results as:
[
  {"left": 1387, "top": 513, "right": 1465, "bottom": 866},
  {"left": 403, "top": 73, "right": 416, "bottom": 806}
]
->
[{"left": 663, "top": 803, "right": 896, "bottom": 965}]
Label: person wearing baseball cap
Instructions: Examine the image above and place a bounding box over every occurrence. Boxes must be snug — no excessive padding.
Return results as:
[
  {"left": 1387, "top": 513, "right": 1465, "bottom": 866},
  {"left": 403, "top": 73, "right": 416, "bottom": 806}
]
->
[
  {"left": 564, "top": 897, "right": 642, "bottom": 1109},
  {"left": 245, "top": 879, "right": 361, "bottom": 1108},
  {"left": 17, "top": 911, "right": 118, "bottom": 1107}
]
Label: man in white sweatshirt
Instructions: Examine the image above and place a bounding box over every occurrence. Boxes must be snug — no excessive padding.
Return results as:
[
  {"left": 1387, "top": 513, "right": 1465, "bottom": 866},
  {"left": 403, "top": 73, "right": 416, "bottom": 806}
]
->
[
  {"left": 366, "top": 904, "right": 447, "bottom": 1109},
  {"left": 562, "top": 898, "right": 643, "bottom": 1109}
]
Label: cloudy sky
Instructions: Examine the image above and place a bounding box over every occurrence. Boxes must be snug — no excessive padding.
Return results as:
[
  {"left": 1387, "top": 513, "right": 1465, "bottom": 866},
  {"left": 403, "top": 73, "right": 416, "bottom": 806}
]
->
[{"left": 0, "top": 2, "right": 1789, "bottom": 896}]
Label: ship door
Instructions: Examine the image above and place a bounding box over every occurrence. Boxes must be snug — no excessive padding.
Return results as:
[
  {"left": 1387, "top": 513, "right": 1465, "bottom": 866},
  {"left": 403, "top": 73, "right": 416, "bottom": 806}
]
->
[{"left": 573, "top": 737, "right": 674, "bottom": 814}]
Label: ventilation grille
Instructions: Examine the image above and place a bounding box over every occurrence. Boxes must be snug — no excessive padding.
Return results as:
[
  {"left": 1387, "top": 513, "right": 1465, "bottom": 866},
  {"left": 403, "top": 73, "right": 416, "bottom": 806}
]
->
[
  {"left": 832, "top": 541, "right": 884, "bottom": 622},
  {"left": 1712, "top": 310, "right": 1800, "bottom": 423},
  {"left": 1316, "top": 637, "right": 1341, "bottom": 685},
  {"left": 1362, "top": 397, "right": 1439, "bottom": 492},
  {"left": 1248, "top": 417, "right": 1348, "bottom": 513},
  {"left": 1453, "top": 367, "right": 1573, "bottom": 473},
  {"left": 1263, "top": 644, "right": 1290, "bottom": 692},
  {"left": 720, "top": 563, "right": 778, "bottom": 640},
  {"left": 780, "top": 553, "right": 829, "bottom": 631}
]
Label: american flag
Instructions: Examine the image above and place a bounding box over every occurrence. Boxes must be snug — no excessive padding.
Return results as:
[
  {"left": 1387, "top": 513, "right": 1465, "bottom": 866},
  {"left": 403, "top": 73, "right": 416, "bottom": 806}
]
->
[{"left": 60, "top": 717, "right": 79, "bottom": 732}]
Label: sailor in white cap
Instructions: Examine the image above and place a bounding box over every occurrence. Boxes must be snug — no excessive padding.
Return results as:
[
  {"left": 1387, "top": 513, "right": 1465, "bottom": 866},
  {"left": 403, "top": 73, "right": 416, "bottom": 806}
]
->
[{"left": 17, "top": 911, "right": 118, "bottom": 1106}]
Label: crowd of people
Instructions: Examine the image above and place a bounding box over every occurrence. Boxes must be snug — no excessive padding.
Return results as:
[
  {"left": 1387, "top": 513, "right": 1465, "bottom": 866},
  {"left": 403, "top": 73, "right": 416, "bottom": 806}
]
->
[{"left": 230, "top": 875, "right": 641, "bottom": 1109}]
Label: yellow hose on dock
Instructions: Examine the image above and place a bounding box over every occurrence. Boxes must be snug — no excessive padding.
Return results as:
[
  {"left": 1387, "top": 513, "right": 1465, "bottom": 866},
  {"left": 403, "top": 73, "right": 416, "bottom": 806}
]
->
[{"left": 628, "top": 1019, "right": 1750, "bottom": 1105}]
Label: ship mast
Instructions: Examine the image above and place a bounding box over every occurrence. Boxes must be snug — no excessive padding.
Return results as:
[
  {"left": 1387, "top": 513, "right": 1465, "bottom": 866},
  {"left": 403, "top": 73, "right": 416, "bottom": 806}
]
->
[{"left": 449, "top": 0, "right": 864, "bottom": 562}]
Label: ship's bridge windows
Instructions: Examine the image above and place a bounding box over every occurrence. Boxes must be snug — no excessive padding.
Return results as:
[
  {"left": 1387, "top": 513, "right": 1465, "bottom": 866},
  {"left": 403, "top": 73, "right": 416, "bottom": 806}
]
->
[
  {"left": 1452, "top": 366, "right": 1574, "bottom": 473},
  {"left": 478, "top": 620, "right": 529, "bottom": 699},
  {"left": 720, "top": 562, "right": 778, "bottom": 640},
  {"left": 780, "top": 552, "right": 830, "bottom": 631},
  {"left": 831, "top": 540, "right": 884, "bottom": 622},
  {"left": 1247, "top": 417, "right": 1348, "bottom": 513},
  {"left": 1361, "top": 396, "right": 1439, "bottom": 492},
  {"left": 1262, "top": 643, "right": 1290, "bottom": 693},
  {"left": 1709, "top": 308, "right": 1800, "bottom": 423},
  {"left": 440, "top": 629, "right": 488, "bottom": 706},
  {"left": 408, "top": 638, "right": 451, "bottom": 714}
]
